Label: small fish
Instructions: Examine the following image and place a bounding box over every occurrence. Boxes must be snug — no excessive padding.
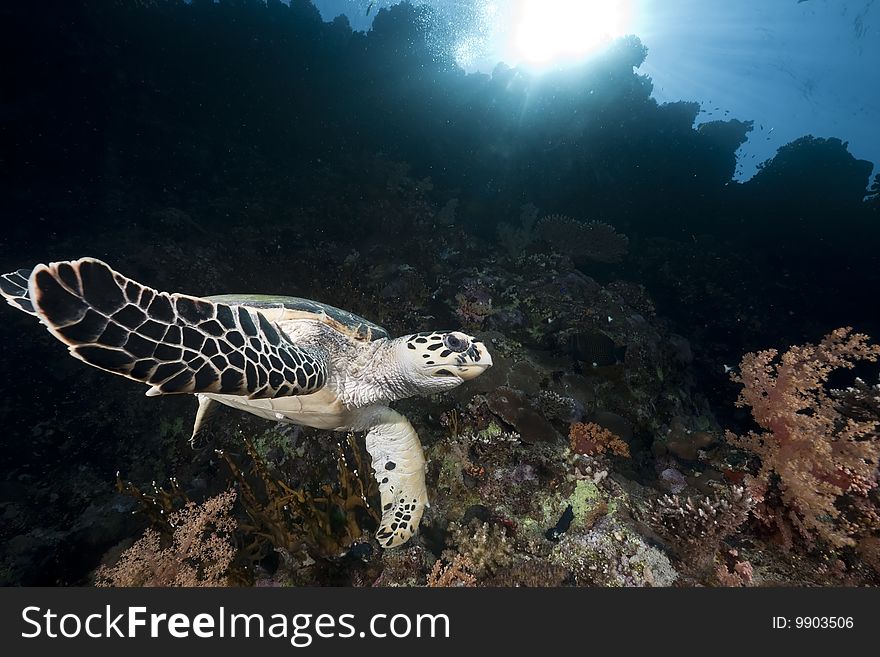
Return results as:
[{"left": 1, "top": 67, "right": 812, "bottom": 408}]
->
[
  {"left": 366, "top": 1, "right": 375, "bottom": 16},
  {"left": 568, "top": 331, "right": 626, "bottom": 366},
  {"left": 545, "top": 505, "right": 574, "bottom": 541}
]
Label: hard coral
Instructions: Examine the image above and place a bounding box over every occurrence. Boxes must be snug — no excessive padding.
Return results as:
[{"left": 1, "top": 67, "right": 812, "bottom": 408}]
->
[
  {"left": 548, "top": 517, "right": 677, "bottom": 587},
  {"left": 376, "top": 545, "right": 435, "bottom": 587},
  {"left": 443, "top": 520, "right": 514, "bottom": 579},
  {"left": 637, "top": 486, "right": 753, "bottom": 571},
  {"left": 726, "top": 328, "right": 880, "bottom": 549},
  {"left": 832, "top": 377, "right": 880, "bottom": 426}
]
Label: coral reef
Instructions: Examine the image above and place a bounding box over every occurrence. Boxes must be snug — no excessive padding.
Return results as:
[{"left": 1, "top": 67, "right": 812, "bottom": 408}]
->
[
  {"left": 374, "top": 545, "right": 435, "bottom": 587},
  {"left": 454, "top": 276, "right": 496, "bottom": 330},
  {"left": 5, "top": 148, "right": 877, "bottom": 588},
  {"left": 548, "top": 515, "right": 678, "bottom": 587},
  {"left": 1, "top": 0, "right": 879, "bottom": 590}
]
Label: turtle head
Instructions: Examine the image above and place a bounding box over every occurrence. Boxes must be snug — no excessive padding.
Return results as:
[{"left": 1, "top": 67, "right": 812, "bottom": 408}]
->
[{"left": 397, "top": 331, "right": 493, "bottom": 391}]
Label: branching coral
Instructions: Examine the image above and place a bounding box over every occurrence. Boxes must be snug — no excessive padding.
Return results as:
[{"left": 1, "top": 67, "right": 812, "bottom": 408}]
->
[
  {"left": 443, "top": 520, "right": 514, "bottom": 579},
  {"left": 539, "top": 390, "right": 583, "bottom": 423},
  {"left": 832, "top": 377, "right": 880, "bottom": 426},
  {"left": 726, "top": 327, "right": 880, "bottom": 548},
  {"left": 637, "top": 487, "right": 753, "bottom": 570},
  {"left": 96, "top": 489, "right": 237, "bottom": 587}
]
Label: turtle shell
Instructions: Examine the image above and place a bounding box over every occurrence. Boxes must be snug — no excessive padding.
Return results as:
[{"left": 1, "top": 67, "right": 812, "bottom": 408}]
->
[{"left": 206, "top": 294, "right": 389, "bottom": 342}]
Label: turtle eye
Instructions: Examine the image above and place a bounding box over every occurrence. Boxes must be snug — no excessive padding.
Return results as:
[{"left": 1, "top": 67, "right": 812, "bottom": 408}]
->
[{"left": 443, "top": 333, "right": 469, "bottom": 352}]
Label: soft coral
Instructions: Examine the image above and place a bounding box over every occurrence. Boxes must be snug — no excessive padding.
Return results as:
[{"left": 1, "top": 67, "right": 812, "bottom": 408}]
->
[{"left": 726, "top": 327, "right": 880, "bottom": 548}]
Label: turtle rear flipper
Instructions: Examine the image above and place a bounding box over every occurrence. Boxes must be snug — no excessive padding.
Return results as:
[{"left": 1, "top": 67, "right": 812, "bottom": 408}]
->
[
  {"left": 0, "top": 268, "right": 37, "bottom": 316},
  {"left": 25, "top": 258, "right": 327, "bottom": 398}
]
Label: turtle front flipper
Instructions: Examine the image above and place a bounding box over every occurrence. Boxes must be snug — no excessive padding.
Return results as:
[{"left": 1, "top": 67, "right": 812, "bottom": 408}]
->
[
  {"left": 15, "top": 257, "right": 327, "bottom": 399},
  {"left": 360, "top": 406, "right": 429, "bottom": 548},
  {"left": 0, "top": 268, "right": 38, "bottom": 316}
]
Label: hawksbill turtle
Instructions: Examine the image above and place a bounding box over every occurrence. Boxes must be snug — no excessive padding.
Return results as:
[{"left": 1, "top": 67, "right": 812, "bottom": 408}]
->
[{"left": 0, "top": 257, "right": 492, "bottom": 548}]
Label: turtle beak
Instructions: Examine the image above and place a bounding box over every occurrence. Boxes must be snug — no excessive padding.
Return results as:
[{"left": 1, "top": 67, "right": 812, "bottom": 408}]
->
[
  {"left": 451, "top": 361, "right": 491, "bottom": 381},
  {"left": 450, "top": 342, "right": 493, "bottom": 381},
  {"left": 430, "top": 362, "right": 490, "bottom": 381}
]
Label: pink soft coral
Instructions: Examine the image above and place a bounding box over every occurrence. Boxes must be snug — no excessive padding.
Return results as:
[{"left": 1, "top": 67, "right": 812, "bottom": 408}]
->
[{"left": 726, "top": 327, "right": 880, "bottom": 548}]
